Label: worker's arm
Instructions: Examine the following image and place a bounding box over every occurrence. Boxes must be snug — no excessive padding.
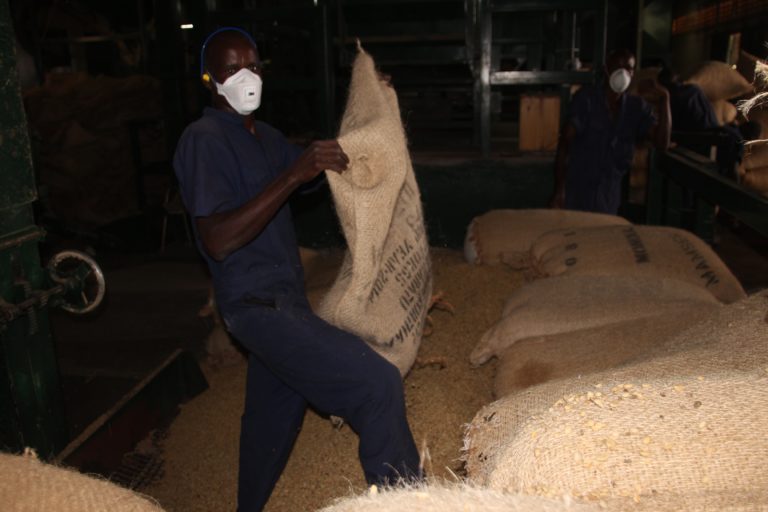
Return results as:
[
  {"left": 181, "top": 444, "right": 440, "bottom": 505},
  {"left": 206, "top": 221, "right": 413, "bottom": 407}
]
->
[
  {"left": 196, "top": 140, "right": 348, "bottom": 261},
  {"left": 550, "top": 122, "right": 577, "bottom": 209}
]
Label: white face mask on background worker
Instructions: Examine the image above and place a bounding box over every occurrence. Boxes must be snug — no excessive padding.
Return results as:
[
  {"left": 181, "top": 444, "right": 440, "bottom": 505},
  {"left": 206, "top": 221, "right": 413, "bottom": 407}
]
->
[
  {"left": 211, "top": 68, "right": 263, "bottom": 115},
  {"left": 608, "top": 68, "right": 632, "bottom": 94}
]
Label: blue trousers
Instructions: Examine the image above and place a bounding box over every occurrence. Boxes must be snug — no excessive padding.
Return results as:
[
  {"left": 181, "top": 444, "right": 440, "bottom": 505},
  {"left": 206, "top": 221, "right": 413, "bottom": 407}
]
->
[{"left": 221, "top": 294, "right": 420, "bottom": 512}]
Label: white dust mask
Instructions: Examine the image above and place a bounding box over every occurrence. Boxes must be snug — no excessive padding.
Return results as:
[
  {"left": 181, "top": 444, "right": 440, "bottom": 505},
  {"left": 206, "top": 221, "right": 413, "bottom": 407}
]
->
[
  {"left": 214, "top": 68, "right": 263, "bottom": 115},
  {"left": 608, "top": 68, "right": 631, "bottom": 94}
]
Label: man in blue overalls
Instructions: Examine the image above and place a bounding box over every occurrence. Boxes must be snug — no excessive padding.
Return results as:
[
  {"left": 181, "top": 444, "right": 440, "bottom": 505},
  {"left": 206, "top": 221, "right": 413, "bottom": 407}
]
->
[
  {"left": 656, "top": 64, "right": 756, "bottom": 180},
  {"left": 550, "top": 49, "right": 671, "bottom": 214},
  {"left": 173, "top": 27, "right": 420, "bottom": 511}
]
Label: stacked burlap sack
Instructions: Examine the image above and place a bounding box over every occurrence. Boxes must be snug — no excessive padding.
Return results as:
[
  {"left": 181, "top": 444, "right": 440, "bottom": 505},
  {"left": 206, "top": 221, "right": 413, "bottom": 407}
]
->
[
  {"left": 740, "top": 140, "right": 768, "bottom": 197},
  {"left": 463, "top": 291, "right": 768, "bottom": 510},
  {"left": 470, "top": 221, "right": 746, "bottom": 380},
  {"left": 469, "top": 274, "right": 722, "bottom": 369},
  {"left": 318, "top": 482, "right": 598, "bottom": 512},
  {"left": 0, "top": 450, "right": 163, "bottom": 511},
  {"left": 318, "top": 44, "right": 432, "bottom": 376},
  {"left": 740, "top": 53, "right": 768, "bottom": 139},
  {"left": 463, "top": 209, "right": 631, "bottom": 265},
  {"left": 520, "top": 224, "right": 746, "bottom": 303}
]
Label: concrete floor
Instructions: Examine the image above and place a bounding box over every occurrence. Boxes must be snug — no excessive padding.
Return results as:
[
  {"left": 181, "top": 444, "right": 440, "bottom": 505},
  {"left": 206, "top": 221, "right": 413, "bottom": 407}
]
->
[{"left": 51, "top": 245, "right": 211, "bottom": 445}]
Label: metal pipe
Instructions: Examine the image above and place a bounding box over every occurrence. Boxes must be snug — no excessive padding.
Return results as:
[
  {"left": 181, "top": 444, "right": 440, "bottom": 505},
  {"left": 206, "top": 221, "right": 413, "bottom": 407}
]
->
[{"left": 0, "top": 228, "right": 44, "bottom": 251}]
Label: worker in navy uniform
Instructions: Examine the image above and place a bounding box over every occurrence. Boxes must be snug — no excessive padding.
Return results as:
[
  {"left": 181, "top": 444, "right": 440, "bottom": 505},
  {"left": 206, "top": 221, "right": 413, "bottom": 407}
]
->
[
  {"left": 656, "top": 64, "right": 758, "bottom": 179},
  {"left": 173, "top": 27, "right": 420, "bottom": 511},
  {"left": 550, "top": 49, "right": 671, "bottom": 214}
]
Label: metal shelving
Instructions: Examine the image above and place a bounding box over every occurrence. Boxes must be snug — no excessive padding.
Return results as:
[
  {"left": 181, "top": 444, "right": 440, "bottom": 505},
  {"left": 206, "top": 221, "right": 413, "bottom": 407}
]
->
[{"left": 473, "top": 0, "right": 608, "bottom": 157}]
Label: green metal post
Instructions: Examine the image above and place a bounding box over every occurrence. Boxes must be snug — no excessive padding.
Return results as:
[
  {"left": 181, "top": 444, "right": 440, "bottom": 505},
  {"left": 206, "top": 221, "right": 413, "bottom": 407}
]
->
[{"left": 0, "top": 0, "right": 68, "bottom": 457}]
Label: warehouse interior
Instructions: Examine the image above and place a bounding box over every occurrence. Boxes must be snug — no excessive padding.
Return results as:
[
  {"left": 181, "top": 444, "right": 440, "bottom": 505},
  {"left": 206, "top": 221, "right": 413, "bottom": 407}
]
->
[{"left": 2, "top": 0, "right": 768, "bottom": 511}]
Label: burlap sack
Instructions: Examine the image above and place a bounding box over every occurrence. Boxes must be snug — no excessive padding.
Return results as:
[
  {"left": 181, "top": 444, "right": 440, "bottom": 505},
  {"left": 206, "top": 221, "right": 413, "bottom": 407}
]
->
[
  {"left": 743, "top": 139, "right": 768, "bottom": 170},
  {"left": 478, "top": 373, "right": 768, "bottom": 510},
  {"left": 317, "top": 482, "right": 597, "bottom": 512},
  {"left": 493, "top": 305, "right": 718, "bottom": 398},
  {"left": 464, "top": 292, "right": 768, "bottom": 510},
  {"left": 528, "top": 225, "right": 746, "bottom": 304},
  {"left": 711, "top": 99, "right": 737, "bottom": 126},
  {"left": 741, "top": 166, "right": 768, "bottom": 197},
  {"left": 469, "top": 274, "right": 719, "bottom": 366},
  {"left": 317, "top": 45, "right": 432, "bottom": 376},
  {"left": 736, "top": 49, "right": 763, "bottom": 85},
  {"left": 0, "top": 450, "right": 163, "bottom": 512},
  {"left": 685, "top": 60, "right": 754, "bottom": 101},
  {"left": 463, "top": 209, "right": 629, "bottom": 265},
  {"left": 743, "top": 106, "right": 768, "bottom": 139}
]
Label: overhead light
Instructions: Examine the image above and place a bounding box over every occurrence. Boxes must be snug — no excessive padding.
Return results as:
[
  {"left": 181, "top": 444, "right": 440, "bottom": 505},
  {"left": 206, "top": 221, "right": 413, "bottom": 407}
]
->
[{"left": 180, "top": 24, "right": 194, "bottom": 30}]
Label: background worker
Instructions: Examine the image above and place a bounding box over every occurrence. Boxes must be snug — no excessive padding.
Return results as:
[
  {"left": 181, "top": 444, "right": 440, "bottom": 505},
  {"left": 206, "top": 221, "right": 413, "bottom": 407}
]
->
[
  {"left": 550, "top": 48, "right": 672, "bottom": 214},
  {"left": 656, "top": 63, "right": 759, "bottom": 179}
]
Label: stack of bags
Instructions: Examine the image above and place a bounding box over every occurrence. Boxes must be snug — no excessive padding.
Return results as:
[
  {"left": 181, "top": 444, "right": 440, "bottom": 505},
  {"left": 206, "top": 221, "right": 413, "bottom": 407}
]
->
[
  {"left": 740, "top": 140, "right": 768, "bottom": 197},
  {"left": 738, "top": 56, "right": 768, "bottom": 197},
  {"left": 460, "top": 209, "right": 767, "bottom": 510}
]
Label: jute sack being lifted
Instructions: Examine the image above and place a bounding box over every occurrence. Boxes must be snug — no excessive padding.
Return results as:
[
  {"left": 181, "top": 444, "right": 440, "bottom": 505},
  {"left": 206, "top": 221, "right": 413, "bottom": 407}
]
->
[
  {"left": 528, "top": 225, "right": 746, "bottom": 304},
  {"left": 0, "top": 450, "right": 163, "bottom": 512},
  {"left": 317, "top": 45, "right": 432, "bottom": 376},
  {"left": 469, "top": 274, "right": 719, "bottom": 366},
  {"left": 685, "top": 60, "right": 753, "bottom": 101},
  {"left": 317, "top": 482, "right": 598, "bottom": 512},
  {"left": 463, "top": 209, "right": 630, "bottom": 265},
  {"left": 464, "top": 292, "right": 768, "bottom": 510},
  {"left": 493, "top": 304, "right": 719, "bottom": 398}
]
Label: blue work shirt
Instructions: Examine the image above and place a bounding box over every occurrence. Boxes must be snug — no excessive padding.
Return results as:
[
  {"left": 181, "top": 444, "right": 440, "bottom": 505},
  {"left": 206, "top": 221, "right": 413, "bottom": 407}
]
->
[
  {"left": 666, "top": 82, "right": 719, "bottom": 132},
  {"left": 565, "top": 85, "right": 655, "bottom": 214},
  {"left": 174, "top": 107, "right": 305, "bottom": 307}
]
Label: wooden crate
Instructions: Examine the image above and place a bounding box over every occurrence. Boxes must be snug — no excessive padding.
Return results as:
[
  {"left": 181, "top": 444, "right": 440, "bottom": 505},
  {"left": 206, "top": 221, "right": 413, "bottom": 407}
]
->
[{"left": 519, "top": 94, "right": 561, "bottom": 151}]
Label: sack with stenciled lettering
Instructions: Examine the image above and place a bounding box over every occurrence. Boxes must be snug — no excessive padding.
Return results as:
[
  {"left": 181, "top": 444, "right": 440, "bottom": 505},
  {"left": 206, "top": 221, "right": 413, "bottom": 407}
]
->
[
  {"left": 526, "top": 225, "right": 746, "bottom": 304},
  {"left": 463, "top": 209, "right": 630, "bottom": 265},
  {"left": 317, "top": 44, "right": 432, "bottom": 376}
]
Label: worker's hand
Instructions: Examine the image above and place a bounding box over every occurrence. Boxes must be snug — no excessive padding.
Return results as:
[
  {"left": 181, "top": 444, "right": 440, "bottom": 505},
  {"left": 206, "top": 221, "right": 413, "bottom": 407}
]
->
[
  {"left": 290, "top": 140, "right": 349, "bottom": 183},
  {"left": 549, "top": 188, "right": 565, "bottom": 209}
]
